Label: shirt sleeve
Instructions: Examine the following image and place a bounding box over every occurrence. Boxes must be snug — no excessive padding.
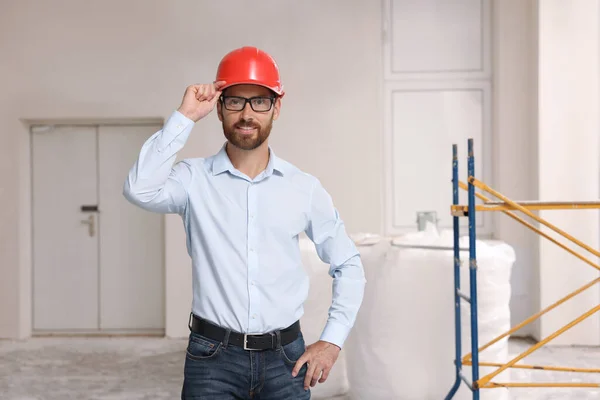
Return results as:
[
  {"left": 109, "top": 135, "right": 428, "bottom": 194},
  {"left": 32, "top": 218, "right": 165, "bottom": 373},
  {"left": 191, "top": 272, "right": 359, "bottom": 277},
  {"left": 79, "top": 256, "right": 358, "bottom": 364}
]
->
[
  {"left": 123, "top": 110, "right": 195, "bottom": 215},
  {"left": 305, "top": 178, "right": 367, "bottom": 349}
]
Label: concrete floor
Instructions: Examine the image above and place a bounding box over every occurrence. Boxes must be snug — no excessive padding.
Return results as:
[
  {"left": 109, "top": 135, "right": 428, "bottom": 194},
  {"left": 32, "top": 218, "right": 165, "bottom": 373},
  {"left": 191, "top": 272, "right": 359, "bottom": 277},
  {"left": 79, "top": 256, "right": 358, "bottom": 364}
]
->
[
  {"left": 507, "top": 338, "right": 600, "bottom": 400},
  {"left": 1, "top": 336, "right": 599, "bottom": 399}
]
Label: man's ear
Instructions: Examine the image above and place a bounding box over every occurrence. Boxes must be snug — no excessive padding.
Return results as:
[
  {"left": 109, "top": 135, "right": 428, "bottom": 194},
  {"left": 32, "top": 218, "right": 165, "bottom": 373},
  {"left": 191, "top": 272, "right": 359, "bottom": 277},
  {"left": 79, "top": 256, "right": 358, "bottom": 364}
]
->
[
  {"left": 216, "top": 101, "right": 223, "bottom": 122},
  {"left": 273, "top": 97, "right": 282, "bottom": 121}
]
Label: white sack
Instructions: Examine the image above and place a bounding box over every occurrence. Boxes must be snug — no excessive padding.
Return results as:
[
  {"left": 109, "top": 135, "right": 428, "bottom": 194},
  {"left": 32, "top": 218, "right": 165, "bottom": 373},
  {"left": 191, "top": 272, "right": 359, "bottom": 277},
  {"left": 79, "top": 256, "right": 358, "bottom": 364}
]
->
[
  {"left": 346, "top": 224, "right": 515, "bottom": 400},
  {"left": 344, "top": 234, "right": 394, "bottom": 399},
  {"left": 458, "top": 233, "right": 514, "bottom": 400},
  {"left": 299, "top": 236, "right": 354, "bottom": 399}
]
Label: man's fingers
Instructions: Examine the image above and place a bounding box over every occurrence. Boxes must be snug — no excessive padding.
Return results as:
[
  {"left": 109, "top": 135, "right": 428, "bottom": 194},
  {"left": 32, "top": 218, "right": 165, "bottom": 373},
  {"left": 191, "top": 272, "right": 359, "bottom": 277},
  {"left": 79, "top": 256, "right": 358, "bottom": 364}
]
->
[
  {"left": 292, "top": 354, "right": 308, "bottom": 377},
  {"left": 310, "top": 368, "right": 321, "bottom": 387},
  {"left": 194, "top": 86, "right": 204, "bottom": 101},
  {"left": 186, "top": 83, "right": 224, "bottom": 104},
  {"left": 200, "top": 86, "right": 211, "bottom": 102},
  {"left": 304, "top": 362, "right": 316, "bottom": 390},
  {"left": 209, "top": 91, "right": 221, "bottom": 106},
  {"left": 210, "top": 81, "right": 225, "bottom": 102},
  {"left": 318, "top": 368, "right": 330, "bottom": 383},
  {"left": 207, "top": 85, "right": 220, "bottom": 103}
]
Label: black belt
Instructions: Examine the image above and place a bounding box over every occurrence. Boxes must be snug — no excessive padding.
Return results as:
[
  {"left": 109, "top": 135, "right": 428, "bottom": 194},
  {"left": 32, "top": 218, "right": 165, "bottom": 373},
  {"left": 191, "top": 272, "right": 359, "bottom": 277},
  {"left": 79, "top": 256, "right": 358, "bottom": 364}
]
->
[{"left": 188, "top": 314, "right": 301, "bottom": 351}]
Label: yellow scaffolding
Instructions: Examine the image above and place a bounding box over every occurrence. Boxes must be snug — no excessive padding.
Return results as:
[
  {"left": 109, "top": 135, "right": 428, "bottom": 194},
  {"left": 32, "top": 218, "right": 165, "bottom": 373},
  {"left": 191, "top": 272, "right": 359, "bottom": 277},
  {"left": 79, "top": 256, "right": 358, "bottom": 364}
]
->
[{"left": 444, "top": 139, "right": 600, "bottom": 399}]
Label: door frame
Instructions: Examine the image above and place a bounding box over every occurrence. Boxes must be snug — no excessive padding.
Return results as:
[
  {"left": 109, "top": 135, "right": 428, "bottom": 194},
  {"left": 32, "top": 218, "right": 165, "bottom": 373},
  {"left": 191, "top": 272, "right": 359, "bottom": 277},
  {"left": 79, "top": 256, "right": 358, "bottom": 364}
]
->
[{"left": 25, "top": 117, "right": 165, "bottom": 337}]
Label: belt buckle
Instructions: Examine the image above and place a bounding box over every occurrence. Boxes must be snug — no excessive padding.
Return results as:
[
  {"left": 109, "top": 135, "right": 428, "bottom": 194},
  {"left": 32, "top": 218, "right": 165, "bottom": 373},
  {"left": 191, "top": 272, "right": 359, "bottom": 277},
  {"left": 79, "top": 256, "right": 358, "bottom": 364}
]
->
[{"left": 243, "top": 334, "right": 259, "bottom": 351}]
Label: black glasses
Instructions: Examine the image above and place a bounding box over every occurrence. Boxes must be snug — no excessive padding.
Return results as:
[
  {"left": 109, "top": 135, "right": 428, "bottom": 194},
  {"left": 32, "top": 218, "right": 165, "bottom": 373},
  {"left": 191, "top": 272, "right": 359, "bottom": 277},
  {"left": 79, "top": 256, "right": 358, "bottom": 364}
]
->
[{"left": 220, "top": 95, "right": 275, "bottom": 112}]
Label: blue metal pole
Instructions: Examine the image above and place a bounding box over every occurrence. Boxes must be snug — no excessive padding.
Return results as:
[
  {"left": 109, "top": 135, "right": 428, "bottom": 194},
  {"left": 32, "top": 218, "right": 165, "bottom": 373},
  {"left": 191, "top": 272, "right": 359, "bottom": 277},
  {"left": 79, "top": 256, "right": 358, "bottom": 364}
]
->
[
  {"left": 444, "top": 144, "right": 462, "bottom": 400},
  {"left": 468, "top": 138, "right": 480, "bottom": 400}
]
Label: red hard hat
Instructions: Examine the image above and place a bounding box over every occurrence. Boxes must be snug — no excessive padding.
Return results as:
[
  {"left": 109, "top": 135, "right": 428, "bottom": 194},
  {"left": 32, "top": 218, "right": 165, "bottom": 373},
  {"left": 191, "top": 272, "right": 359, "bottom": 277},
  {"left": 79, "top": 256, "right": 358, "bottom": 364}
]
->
[{"left": 215, "top": 46, "right": 285, "bottom": 97}]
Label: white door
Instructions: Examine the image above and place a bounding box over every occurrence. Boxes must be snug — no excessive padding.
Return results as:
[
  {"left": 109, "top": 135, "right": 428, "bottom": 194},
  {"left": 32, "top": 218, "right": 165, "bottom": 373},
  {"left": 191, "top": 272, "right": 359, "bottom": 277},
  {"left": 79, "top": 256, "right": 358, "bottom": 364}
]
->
[
  {"left": 98, "top": 125, "right": 164, "bottom": 331},
  {"left": 32, "top": 126, "right": 99, "bottom": 331},
  {"left": 32, "top": 124, "right": 164, "bottom": 334}
]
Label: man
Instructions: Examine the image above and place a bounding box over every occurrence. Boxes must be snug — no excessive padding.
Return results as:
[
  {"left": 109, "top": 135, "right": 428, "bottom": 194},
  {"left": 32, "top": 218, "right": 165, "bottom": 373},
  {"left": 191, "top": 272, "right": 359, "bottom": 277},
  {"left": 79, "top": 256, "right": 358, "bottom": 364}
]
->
[{"left": 123, "top": 46, "right": 366, "bottom": 399}]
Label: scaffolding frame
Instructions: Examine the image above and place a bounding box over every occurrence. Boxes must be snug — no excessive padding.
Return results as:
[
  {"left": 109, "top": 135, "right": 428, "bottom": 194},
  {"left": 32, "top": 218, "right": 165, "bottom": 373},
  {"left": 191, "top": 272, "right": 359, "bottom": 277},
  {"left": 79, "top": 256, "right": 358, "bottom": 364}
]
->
[{"left": 444, "top": 138, "right": 600, "bottom": 400}]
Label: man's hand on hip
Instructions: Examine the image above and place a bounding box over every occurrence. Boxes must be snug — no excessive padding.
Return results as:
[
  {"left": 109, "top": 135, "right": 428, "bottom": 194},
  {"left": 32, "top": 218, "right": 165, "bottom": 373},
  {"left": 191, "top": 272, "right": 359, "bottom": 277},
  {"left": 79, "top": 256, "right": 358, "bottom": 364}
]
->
[{"left": 292, "top": 340, "right": 341, "bottom": 390}]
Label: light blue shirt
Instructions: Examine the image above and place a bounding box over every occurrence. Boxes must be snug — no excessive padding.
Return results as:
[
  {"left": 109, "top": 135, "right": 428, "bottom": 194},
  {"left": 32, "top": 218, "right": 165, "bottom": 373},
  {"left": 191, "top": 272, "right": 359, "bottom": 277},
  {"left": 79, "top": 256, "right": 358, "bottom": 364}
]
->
[{"left": 123, "top": 110, "right": 366, "bottom": 348}]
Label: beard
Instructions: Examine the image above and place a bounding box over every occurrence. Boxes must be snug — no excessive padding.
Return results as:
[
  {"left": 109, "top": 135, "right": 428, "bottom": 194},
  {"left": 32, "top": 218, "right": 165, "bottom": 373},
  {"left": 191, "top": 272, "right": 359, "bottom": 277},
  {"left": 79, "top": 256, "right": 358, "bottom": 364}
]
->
[{"left": 223, "top": 116, "right": 273, "bottom": 151}]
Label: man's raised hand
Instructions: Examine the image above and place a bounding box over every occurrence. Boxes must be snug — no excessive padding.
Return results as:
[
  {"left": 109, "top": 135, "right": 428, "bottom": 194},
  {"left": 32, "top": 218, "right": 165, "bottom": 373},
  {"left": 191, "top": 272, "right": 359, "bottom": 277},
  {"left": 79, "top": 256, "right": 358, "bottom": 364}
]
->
[{"left": 177, "top": 81, "right": 226, "bottom": 122}]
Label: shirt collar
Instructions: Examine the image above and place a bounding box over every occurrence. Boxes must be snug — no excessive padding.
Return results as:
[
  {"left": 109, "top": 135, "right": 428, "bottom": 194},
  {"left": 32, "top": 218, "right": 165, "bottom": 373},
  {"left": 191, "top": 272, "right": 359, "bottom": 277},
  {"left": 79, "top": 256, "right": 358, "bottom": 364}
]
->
[{"left": 211, "top": 143, "right": 285, "bottom": 177}]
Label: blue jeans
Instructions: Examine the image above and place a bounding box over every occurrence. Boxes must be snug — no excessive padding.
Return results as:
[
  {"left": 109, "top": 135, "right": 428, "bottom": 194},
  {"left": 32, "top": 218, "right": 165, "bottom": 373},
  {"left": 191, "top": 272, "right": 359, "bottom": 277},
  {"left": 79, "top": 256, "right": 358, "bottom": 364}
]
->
[{"left": 181, "top": 329, "right": 311, "bottom": 399}]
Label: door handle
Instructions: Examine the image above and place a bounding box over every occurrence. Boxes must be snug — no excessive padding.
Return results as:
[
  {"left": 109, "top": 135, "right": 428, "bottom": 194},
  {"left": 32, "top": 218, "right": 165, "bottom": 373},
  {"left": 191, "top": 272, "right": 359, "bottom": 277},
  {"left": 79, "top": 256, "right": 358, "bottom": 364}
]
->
[{"left": 80, "top": 215, "right": 95, "bottom": 237}]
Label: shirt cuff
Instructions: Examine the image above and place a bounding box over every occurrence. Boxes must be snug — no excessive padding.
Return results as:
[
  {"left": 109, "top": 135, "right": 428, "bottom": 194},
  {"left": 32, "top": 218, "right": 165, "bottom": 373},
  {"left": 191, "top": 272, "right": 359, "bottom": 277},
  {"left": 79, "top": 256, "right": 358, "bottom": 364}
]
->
[
  {"left": 167, "top": 110, "right": 195, "bottom": 131},
  {"left": 155, "top": 110, "right": 195, "bottom": 153},
  {"left": 319, "top": 319, "right": 351, "bottom": 349}
]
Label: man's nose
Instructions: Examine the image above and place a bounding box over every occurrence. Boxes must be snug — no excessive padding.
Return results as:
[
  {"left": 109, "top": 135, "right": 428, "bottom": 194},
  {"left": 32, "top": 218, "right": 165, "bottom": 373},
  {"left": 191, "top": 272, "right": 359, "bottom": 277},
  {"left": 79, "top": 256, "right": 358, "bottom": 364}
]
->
[{"left": 241, "top": 101, "right": 254, "bottom": 120}]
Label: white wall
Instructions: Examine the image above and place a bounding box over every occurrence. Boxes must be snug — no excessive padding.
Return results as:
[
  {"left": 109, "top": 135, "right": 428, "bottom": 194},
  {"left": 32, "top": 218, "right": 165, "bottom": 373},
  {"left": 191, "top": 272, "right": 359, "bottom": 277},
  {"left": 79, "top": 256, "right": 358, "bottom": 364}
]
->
[
  {"left": 492, "top": 0, "right": 600, "bottom": 344},
  {"left": 1, "top": 0, "right": 598, "bottom": 345},
  {"left": 492, "top": 0, "right": 540, "bottom": 338},
  {"left": 536, "top": 0, "right": 600, "bottom": 345}
]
